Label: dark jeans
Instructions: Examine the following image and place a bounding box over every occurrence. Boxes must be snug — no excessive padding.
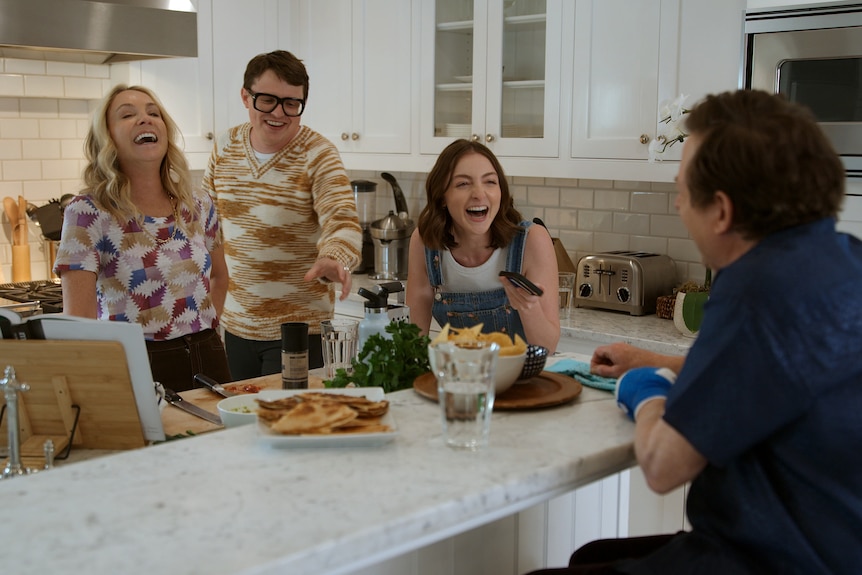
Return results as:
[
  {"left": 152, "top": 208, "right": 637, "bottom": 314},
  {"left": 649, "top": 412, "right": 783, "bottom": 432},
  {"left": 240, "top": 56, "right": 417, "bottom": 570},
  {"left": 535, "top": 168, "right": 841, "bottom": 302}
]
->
[
  {"left": 524, "top": 533, "right": 677, "bottom": 575},
  {"left": 145, "top": 329, "right": 232, "bottom": 392},
  {"left": 224, "top": 330, "right": 324, "bottom": 382}
]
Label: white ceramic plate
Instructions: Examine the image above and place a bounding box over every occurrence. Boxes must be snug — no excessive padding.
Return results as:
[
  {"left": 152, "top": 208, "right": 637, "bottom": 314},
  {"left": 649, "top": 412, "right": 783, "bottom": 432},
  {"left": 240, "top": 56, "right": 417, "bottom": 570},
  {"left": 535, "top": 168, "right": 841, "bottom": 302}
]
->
[{"left": 256, "top": 387, "right": 397, "bottom": 448}]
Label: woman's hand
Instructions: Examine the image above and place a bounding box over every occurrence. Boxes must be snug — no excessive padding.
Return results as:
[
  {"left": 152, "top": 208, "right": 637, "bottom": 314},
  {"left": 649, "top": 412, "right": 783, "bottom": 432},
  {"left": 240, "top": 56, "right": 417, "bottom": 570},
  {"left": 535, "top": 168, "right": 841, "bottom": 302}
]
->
[
  {"left": 500, "top": 277, "right": 545, "bottom": 311},
  {"left": 514, "top": 225, "right": 560, "bottom": 353}
]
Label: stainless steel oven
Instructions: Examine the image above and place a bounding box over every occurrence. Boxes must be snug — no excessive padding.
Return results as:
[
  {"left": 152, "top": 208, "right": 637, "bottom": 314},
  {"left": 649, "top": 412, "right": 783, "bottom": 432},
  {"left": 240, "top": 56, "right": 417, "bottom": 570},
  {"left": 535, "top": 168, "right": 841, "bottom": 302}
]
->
[{"left": 746, "top": 4, "right": 862, "bottom": 183}]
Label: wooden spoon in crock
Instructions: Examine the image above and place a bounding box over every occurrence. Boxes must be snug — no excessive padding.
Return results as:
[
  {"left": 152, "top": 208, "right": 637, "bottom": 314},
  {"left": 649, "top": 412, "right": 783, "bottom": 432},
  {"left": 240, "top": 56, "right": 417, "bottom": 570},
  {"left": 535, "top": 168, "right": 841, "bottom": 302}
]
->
[{"left": 3, "top": 196, "right": 19, "bottom": 245}]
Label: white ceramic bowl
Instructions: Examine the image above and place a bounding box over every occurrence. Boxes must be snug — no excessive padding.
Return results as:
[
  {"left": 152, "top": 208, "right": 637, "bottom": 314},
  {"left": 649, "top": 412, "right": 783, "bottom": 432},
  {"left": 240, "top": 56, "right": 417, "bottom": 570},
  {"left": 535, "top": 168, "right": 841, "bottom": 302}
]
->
[
  {"left": 494, "top": 351, "right": 526, "bottom": 394},
  {"left": 217, "top": 393, "right": 260, "bottom": 428},
  {"left": 428, "top": 342, "right": 525, "bottom": 395}
]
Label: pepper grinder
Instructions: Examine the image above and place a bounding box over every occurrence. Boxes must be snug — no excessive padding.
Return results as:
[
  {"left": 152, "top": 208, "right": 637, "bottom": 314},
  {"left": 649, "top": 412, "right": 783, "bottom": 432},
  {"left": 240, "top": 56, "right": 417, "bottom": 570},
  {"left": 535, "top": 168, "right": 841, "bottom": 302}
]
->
[
  {"left": 281, "top": 322, "right": 309, "bottom": 389},
  {"left": 0, "top": 365, "right": 33, "bottom": 479}
]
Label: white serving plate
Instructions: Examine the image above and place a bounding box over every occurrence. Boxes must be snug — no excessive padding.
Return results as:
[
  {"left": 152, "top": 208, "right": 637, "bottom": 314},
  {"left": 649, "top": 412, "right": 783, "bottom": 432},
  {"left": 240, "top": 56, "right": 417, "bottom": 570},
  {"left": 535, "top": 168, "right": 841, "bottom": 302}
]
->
[{"left": 256, "top": 387, "right": 397, "bottom": 448}]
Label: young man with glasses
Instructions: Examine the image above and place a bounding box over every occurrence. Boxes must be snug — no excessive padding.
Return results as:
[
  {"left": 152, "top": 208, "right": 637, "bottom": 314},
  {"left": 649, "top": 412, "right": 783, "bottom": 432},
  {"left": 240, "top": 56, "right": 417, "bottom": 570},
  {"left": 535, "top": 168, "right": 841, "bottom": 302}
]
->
[{"left": 202, "top": 50, "right": 362, "bottom": 380}]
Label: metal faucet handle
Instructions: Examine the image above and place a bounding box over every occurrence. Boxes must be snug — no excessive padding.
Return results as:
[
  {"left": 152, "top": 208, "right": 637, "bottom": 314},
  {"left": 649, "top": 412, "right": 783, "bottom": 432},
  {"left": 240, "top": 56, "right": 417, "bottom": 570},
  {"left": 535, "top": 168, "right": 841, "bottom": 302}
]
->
[
  {"left": 43, "top": 439, "right": 54, "bottom": 470},
  {"left": 0, "top": 366, "right": 30, "bottom": 395},
  {"left": 0, "top": 365, "right": 36, "bottom": 480}
]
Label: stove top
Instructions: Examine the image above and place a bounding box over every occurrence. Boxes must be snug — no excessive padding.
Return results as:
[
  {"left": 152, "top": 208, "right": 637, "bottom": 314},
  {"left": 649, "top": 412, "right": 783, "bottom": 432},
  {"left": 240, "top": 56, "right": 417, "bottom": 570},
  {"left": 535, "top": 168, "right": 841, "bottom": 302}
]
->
[{"left": 0, "top": 280, "right": 63, "bottom": 314}]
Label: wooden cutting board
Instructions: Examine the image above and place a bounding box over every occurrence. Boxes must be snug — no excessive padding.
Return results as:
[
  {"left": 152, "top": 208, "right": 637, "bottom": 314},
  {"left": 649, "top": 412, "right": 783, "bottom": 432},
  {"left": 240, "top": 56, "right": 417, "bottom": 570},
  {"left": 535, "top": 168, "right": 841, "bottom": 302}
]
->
[{"left": 161, "top": 374, "right": 325, "bottom": 437}]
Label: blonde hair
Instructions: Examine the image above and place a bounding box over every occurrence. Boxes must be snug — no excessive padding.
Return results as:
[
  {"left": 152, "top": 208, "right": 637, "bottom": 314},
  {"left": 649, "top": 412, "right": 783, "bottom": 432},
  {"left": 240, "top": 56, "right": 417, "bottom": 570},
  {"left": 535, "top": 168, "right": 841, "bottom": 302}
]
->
[{"left": 81, "top": 84, "right": 200, "bottom": 235}]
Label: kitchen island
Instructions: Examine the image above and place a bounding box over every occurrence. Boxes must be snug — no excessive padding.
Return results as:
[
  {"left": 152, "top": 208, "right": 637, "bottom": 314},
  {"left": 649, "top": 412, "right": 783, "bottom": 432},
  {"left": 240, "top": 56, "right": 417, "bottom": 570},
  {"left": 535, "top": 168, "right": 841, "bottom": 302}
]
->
[
  {"left": 0, "top": 361, "right": 635, "bottom": 575},
  {"left": 1, "top": 273, "right": 694, "bottom": 574}
]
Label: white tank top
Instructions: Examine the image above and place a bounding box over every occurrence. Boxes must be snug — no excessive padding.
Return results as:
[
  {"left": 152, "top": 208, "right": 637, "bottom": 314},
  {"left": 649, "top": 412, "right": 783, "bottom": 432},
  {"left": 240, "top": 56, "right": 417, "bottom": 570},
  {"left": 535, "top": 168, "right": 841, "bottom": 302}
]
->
[{"left": 440, "top": 248, "right": 506, "bottom": 292}]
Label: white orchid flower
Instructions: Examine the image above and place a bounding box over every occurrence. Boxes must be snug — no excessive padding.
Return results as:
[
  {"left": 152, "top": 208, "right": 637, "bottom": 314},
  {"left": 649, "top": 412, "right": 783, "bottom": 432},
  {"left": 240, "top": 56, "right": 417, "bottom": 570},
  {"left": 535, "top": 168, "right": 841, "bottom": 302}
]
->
[
  {"left": 649, "top": 93, "right": 691, "bottom": 162},
  {"left": 667, "top": 93, "right": 690, "bottom": 121}
]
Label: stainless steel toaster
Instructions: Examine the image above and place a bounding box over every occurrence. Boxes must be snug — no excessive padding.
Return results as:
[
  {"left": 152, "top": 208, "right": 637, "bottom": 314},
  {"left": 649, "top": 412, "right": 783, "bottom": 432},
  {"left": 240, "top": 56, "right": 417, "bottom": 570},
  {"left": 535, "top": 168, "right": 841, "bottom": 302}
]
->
[{"left": 574, "top": 251, "right": 676, "bottom": 316}]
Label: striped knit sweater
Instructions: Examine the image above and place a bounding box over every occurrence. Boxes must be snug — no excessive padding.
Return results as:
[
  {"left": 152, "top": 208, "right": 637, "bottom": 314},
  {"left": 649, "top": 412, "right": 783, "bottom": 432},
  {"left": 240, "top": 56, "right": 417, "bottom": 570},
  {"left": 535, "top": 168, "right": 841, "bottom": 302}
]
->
[{"left": 202, "top": 123, "right": 361, "bottom": 340}]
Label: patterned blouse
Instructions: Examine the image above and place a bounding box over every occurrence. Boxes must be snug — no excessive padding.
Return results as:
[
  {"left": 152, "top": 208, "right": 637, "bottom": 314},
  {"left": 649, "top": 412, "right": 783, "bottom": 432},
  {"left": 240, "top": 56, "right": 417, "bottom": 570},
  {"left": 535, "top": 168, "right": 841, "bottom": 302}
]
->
[{"left": 53, "top": 193, "right": 221, "bottom": 341}]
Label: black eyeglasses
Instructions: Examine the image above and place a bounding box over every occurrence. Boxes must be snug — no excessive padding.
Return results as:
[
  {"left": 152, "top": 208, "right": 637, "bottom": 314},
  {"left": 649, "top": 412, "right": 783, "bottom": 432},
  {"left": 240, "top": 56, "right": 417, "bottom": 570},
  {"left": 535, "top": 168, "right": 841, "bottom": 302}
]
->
[{"left": 246, "top": 89, "right": 305, "bottom": 117}]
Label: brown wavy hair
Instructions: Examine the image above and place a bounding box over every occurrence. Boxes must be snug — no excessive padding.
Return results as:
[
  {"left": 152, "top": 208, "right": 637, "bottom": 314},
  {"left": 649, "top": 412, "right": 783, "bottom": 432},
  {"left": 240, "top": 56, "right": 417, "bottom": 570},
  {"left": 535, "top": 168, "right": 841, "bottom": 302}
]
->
[
  {"left": 81, "top": 84, "right": 198, "bottom": 236},
  {"left": 418, "top": 139, "right": 523, "bottom": 250},
  {"left": 685, "top": 90, "right": 845, "bottom": 240},
  {"left": 243, "top": 50, "right": 310, "bottom": 101}
]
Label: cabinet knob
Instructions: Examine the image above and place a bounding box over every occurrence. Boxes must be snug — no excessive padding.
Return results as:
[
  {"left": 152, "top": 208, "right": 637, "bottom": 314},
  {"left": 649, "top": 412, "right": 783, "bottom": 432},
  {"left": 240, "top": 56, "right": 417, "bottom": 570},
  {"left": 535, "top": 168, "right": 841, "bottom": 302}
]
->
[
  {"left": 470, "top": 134, "right": 481, "bottom": 143},
  {"left": 485, "top": 134, "right": 495, "bottom": 143},
  {"left": 206, "top": 132, "right": 214, "bottom": 140},
  {"left": 640, "top": 134, "right": 651, "bottom": 145},
  {"left": 341, "top": 133, "right": 349, "bottom": 141},
  {"left": 351, "top": 133, "right": 359, "bottom": 141}
]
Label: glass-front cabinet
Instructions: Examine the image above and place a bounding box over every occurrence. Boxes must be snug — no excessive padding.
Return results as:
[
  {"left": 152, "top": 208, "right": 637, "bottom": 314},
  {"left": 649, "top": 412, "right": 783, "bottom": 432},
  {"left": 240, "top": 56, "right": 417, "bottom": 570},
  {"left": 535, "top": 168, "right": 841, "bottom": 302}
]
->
[{"left": 420, "top": 0, "right": 562, "bottom": 158}]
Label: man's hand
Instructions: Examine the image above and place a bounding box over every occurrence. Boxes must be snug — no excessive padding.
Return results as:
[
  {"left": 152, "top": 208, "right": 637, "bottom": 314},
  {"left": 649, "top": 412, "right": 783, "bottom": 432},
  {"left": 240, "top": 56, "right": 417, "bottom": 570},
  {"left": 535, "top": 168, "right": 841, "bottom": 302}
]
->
[
  {"left": 615, "top": 367, "right": 677, "bottom": 421},
  {"left": 591, "top": 342, "right": 686, "bottom": 378},
  {"left": 304, "top": 259, "right": 353, "bottom": 300}
]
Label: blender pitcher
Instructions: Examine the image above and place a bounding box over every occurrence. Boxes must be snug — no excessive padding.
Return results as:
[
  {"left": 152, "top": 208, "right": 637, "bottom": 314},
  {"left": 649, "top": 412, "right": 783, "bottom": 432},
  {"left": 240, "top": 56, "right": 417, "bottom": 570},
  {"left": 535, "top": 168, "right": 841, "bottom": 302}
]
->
[{"left": 351, "top": 179, "right": 377, "bottom": 274}]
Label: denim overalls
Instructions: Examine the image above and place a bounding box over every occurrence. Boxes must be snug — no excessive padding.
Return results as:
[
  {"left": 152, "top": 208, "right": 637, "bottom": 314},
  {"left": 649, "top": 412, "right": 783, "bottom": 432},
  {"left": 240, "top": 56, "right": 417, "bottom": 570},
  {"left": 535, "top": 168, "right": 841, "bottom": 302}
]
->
[{"left": 424, "top": 220, "right": 532, "bottom": 338}]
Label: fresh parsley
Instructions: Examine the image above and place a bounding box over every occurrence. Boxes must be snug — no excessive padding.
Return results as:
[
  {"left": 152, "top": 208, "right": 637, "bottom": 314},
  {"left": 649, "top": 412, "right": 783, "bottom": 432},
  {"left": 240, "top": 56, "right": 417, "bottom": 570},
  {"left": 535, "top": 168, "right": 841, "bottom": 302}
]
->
[{"left": 324, "top": 320, "right": 431, "bottom": 393}]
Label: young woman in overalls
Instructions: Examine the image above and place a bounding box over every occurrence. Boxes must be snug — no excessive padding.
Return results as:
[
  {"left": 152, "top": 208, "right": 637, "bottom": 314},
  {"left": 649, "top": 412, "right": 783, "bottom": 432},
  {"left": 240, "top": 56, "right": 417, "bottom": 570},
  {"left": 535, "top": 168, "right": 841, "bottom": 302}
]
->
[{"left": 406, "top": 140, "right": 560, "bottom": 353}]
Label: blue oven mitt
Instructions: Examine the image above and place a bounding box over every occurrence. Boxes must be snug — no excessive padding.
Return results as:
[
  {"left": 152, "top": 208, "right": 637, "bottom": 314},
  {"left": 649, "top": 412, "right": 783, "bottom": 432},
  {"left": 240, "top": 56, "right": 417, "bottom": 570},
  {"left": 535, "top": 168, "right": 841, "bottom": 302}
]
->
[{"left": 615, "top": 367, "right": 677, "bottom": 421}]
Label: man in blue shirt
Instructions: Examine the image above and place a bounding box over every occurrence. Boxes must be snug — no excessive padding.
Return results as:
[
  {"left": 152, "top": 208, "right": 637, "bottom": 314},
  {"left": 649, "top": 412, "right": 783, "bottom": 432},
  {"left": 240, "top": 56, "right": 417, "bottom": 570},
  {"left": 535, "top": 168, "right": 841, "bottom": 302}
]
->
[{"left": 529, "top": 90, "right": 862, "bottom": 574}]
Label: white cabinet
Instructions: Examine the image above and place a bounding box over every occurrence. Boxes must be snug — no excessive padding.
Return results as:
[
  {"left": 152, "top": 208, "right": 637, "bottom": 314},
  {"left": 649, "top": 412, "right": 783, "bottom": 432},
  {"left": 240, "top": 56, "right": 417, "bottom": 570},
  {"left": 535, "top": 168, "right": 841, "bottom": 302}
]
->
[
  {"left": 570, "top": 0, "right": 664, "bottom": 160},
  {"left": 124, "top": 0, "right": 296, "bottom": 170},
  {"left": 141, "top": 0, "right": 744, "bottom": 179},
  {"left": 120, "top": 0, "right": 215, "bottom": 170},
  {"left": 209, "top": 0, "right": 290, "bottom": 138},
  {"left": 570, "top": 0, "right": 745, "bottom": 162},
  {"left": 420, "top": 0, "right": 563, "bottom": 158},
  {"left": 289, "top": 0, "right": 413, "bottom": 155},
  {"left": 626, "top": 468, "right": 691, "bottom": 536}
]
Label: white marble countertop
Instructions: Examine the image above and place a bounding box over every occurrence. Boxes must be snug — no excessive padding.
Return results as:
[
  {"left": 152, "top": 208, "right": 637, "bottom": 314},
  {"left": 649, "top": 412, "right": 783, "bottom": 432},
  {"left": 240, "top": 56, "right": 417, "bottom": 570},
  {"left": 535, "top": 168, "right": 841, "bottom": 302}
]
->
[
  {"left": 0, "top": 355, "right": 636, "bottom": 575},
  {"left": 561, "top": 308, "right": 693, "bottom": 356}
]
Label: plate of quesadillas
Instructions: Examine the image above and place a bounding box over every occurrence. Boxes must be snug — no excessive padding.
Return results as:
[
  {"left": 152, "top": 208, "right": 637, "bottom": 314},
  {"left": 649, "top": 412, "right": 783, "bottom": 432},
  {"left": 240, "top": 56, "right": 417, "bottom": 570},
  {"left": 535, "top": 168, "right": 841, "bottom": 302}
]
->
[{"left": 255, "top": 387, "right": 397, "bottom": 447}]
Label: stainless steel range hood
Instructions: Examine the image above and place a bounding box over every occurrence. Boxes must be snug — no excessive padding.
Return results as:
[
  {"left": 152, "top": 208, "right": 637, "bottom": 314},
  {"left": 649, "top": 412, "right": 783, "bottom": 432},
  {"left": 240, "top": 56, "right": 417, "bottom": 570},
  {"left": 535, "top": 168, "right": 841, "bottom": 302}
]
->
[{"left": 0, "top": 0, "right": 197, "bottom": 65}]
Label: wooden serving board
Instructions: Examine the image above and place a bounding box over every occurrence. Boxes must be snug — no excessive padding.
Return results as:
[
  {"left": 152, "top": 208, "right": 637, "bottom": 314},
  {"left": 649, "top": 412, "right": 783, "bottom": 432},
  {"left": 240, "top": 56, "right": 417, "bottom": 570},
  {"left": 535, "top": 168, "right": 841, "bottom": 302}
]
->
[
  {"left": 161, "top": 374, "right": 325, "bottom": 437},
  {"left": 413, "top": 371, "right": 583, "bottom": 410}
]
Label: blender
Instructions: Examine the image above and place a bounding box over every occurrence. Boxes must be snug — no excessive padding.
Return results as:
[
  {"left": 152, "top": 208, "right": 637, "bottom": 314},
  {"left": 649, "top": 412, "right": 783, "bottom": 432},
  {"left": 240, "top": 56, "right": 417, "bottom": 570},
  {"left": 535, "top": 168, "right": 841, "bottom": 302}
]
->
[{"left": 351, "top": 179, "right": 377, "bottom": 274}]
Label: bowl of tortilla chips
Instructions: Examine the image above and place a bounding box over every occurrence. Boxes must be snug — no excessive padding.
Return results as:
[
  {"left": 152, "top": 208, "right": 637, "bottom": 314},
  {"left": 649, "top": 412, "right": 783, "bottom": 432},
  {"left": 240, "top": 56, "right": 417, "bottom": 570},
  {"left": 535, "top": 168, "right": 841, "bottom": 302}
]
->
[{"left": 429, "top": 324, "right": 527, "bottom": 395}]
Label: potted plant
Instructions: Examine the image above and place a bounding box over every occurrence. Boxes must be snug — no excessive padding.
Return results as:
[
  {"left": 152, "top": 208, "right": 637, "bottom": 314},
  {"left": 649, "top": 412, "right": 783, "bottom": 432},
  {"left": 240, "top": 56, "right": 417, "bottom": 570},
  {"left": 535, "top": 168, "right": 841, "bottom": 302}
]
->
[{"left": 673, "top": 268, "right": 711, "bottom": 337}]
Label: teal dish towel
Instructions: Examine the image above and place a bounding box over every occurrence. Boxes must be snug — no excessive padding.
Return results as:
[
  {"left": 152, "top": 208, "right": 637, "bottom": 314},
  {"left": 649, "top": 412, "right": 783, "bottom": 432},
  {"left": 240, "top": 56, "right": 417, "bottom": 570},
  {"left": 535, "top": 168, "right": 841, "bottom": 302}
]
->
[{"left": 547, "top": 359, "right": 617, "bottom": 392}]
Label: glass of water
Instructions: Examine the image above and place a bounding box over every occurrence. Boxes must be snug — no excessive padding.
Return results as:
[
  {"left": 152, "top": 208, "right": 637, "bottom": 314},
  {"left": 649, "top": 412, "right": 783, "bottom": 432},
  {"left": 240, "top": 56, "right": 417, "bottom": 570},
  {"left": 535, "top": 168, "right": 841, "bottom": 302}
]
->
[
  {"left": 320, "top": 319, "right": 359, "bottom": 379},
  {"left": 558, "top": 272, "right": 576, "bottom": 320},
  {"left": 429, "top": 340, "right": 500, "bottom": 450}
]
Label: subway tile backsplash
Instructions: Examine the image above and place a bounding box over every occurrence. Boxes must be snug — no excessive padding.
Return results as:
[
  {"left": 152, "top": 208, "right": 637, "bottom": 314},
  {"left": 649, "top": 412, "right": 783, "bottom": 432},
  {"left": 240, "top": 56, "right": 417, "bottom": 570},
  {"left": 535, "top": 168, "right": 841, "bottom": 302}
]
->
[
  {"left": 0, "top": 58, "right": 101, "bottom": 282},
  {"left": 2, "top": 57, "right": 860, "bottom": 290},
  {"left": 347, "top": 170, "right": 710, "bottom": 287}
]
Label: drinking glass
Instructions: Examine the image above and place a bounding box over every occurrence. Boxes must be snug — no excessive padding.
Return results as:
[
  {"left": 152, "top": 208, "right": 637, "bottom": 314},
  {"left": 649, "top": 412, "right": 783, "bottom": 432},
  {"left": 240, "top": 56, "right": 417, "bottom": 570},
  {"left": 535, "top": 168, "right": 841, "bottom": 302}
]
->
[
  {"left": 558, "top": 272, "right": 576, "bottom": 320},
  {"left": 320, "top": 319, "right": 359, "bottom": 379},
  {"left": 429, "top": 340, "right": 499, "bottom": 450}
]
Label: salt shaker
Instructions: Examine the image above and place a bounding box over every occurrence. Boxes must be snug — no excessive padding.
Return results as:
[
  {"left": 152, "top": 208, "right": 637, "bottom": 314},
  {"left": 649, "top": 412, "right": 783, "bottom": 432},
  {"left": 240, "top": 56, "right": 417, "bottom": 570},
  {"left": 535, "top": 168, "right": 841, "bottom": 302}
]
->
[{"left": 281, "top": 322, "right": 309, "bottom": 389}]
